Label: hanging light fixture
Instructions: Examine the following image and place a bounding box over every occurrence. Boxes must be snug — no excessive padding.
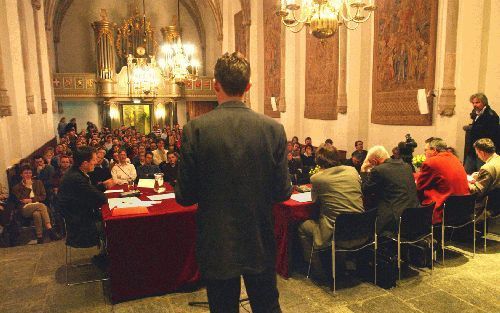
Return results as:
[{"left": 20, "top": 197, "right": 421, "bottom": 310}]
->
[
  {"left": 157, "top": 0, "right": 200, "bottom": 84},
  {"left": 123, "top": 0, "right": 161, "bottom": 96},
  {"left": 277, "top": 0, "right": 376, "bottom": 40}
]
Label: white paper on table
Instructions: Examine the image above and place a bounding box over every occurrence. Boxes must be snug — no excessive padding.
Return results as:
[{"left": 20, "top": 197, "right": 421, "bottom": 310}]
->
[
  {"left": 137, "top": 179, "right": 156, "bottom": 188},
  {"left": 147, "top": 193, "right": 176, "bottom": 201},
  {"left": 108, "top": 197, "right": 142, "bottom": 209},
  {"left": 290, "top": 192, "right": 312, "bottom": 203},
  {"left": 104, "top": 189, "right": 124, "bottom": 194},
  {"left": 417, "top": 89, "right": 429, "bottom": 114}
]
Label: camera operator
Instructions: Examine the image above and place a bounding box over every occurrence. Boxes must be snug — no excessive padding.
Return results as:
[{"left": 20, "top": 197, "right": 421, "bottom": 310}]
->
[{"left": 398, "top": 134, "right": 417, "bottom": 172}]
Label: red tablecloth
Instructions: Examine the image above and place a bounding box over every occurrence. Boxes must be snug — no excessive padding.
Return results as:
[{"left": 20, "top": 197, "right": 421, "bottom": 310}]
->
[
  {"left": 102, "top": 186, "right": 315, "bottom": 302},
  {"left": 102, "top": 185, "right": 200, "bottom": 303},
  {"left": 273, "top": 197, "right": 316, "bottom": 278}
]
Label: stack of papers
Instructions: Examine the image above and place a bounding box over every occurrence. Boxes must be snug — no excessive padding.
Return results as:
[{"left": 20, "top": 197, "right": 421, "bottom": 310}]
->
[
  {"left": 104, "top": 189, "right": 124, "bottom": 193},
  {"left": 290, "top": 192, "right": 312, "bottom": 203},
  {"left": 137, "top": 179, "right": 155, "bottom": 188},
  {"left": 108, "top": 197, "right": 160, "bottom": 209}
]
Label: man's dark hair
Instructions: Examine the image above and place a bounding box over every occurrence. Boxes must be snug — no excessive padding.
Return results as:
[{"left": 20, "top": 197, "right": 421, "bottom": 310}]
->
[
  {"left": 325, "top": 138, "right": 333, "bottom": 145},
  {"left": 73, "top": 146, "right": 95, "bottom": 167},
  {"left": 351, "top": 150, "right": 365, "bottom": 160},
  {"left": 20, "top": 164, "right": 32, "bottom": 173},
  {"left": 315, "top": 144, "right": 340, "bottom": 169},
  {"left": 145, "top": 151, "right": 154, "bottom": 157},
  {"left": 214, "top": 52, "right": 250, "bottom": 96},
  {"left": 33, "top": 155, "right": 44, "bottom": 161},
  {"left": 156, "top": 138, "right": 165, "bottom": 145},
  {"left": 425, "top": 137, "right": 442, "bottom": 144},
  {"left": 473, "top": 138, "right": 496, "bottom": 154},
  {"left": 355, "top": 140, "right": 363, "bottom": 147}
]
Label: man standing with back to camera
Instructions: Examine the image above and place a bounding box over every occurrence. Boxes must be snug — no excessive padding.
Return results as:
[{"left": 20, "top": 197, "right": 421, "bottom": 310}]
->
[{"left": 175, "top": 52, "right": 292, "bottom": 313}]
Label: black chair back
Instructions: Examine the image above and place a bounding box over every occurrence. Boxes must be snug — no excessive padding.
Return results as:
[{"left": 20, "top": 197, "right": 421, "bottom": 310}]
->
[
  {"left": 400, "top": 202, "right": 435, "bottom": 240},
  {"left": 486, "top": 188, "right": 500, "bottom": 217},
  {"left": 334, "top": 209, "right": 377, "bottom": 249},
  {"left": 443, "top": 194, "right": 477, "bottom": 227}
]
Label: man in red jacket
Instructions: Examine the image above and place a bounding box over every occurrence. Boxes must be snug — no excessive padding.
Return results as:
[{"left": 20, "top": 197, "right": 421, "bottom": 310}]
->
[{"left": 417, "top": 138, "right": 469, "bottom": 224}]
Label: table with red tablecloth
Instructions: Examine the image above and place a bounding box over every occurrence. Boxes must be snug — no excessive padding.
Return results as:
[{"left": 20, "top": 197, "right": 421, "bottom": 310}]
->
[
  {"left": 102, "top": 185, "right": 315, "bottom": 302},
  {"left": 273, "top": 197, "right": 316, "bottom": 278},
  {"left": 101, "top": 185, "right": 200, "bottom": 303}
]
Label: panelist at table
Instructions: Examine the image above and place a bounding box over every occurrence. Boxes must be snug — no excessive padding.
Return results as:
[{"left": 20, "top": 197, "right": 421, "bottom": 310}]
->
[{"left": 175, "top": 52, "right": 292, "bottom": 313}]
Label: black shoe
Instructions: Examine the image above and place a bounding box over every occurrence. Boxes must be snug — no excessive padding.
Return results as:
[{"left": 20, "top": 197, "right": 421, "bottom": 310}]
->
[
  {"left": 37, "top": 237, "right": 44, "bottom": 244},
  {"left": 48, "top": 229, "right": 61, "bottom": 241}
]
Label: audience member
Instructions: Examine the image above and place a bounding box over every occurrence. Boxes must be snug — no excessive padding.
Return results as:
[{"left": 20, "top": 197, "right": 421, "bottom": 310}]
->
[
  {"left": 391, "top": 146, "right": 401, "bottom": 159},
  {"left": 416, "top": 138, "right": 469, "bottom": 224},
  {"left": 301, "top": 144, "right": 316, "bottom": 173},
  {"left": 64, "top": 117, "right": 77, "bottom": 134},
  {"left": 325, "top": 138, "right": 333, "bottom": 146},
  {"left": 111, "top": 150, "right": 137, "bottom": 185},
  {"left": 33, "top": 155, "right": 55, "bottom": 203},
  {"left": 287, "top": 152, "right": 303, "bottom": 185},
  {"left": 352, "top": 140, "right": 368, "bottom": 163},
  {"left": 57, "top": 117, "right": 67, "bottom": 139},
  {"left": 344, "top": 150, "right": 364, "bottom": 173},
  {"left": 360, "top": 146, "right": 418, "bottom": 236},
  {"left": 12, "top": 165, "right": 60, "bottom": 244},
  {"left": 161, "top": 151, "right": 179, "bottom": 184},
  {"left": 89, "top": 151, "right": 114, "bottom": 191},
  {"left": 152, "top": 139, "right": 168, "bottom": 166},
  {"left": 137, "top": 151, "right": 161, "bottom": 179},
  {"left": 469, "top": 138, "right": 499, "bottom": 198}
]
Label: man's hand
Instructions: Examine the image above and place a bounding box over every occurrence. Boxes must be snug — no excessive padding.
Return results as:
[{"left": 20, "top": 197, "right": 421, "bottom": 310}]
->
[
  {"left": 103, "top": 178, "right": 115, "bottom": 189},
  {"left": 21, "top": 198, "right": 32, "bottom": 204}
]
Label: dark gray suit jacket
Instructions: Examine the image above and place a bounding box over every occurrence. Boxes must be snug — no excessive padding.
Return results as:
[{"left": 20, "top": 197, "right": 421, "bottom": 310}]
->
[
  {"left": 175, "top": 100, "right": 292, "bottom": 280},
  {"left": 361, "top": 158, "right": 418, "bottom": 236}
]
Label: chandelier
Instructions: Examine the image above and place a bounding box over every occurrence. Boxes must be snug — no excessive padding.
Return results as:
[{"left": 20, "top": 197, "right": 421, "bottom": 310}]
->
[
  {"left": 127, "top": 54, "right": 160, "bottom": 96},
  {"left": 277, "top": 0, "right": 376, "bottom": 39},
  {"left": 157, "top": 1, "right": 200, "bottom": 84}
]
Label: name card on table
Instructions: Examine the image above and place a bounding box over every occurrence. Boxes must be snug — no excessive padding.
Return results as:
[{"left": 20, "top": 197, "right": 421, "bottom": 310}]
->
[
  {"left": 290, "top": 192, "right": 312, "bottom": 203},
  {"left": 111, "top": 206, "right": 149, "bottom": 216},
  {"left": 147, "top": 193, "right": 176, "bottom": 201}
]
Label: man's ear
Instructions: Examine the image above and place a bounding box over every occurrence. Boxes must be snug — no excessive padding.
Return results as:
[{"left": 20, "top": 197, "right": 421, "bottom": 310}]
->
[
  {"left": 214, "top": 80, "right": 221, "bottom": 92},
  {"left": 244, "top": 82, "right": 252, "bottom": 93}
]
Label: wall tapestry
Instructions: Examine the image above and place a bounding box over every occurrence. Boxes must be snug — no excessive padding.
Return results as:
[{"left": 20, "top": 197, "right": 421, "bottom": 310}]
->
[
  {"left": 372, "top": 0, "right": 438, "bottom": 125},
  {"left": 263, "top": 0, "right": 282, "bottom": 118},
  {"left": 304, "top": 34, "right": 338, "bottom": 120}
]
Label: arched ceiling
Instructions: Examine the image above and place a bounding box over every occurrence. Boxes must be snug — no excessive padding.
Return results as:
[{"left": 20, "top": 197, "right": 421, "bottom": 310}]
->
[{"left": 46, "top": 0, "right": 222, "bottom": 44}]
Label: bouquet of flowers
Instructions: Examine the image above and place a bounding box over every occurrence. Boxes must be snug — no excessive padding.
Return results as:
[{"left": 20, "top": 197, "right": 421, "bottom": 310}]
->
[
  {"left": 309, "top": 165, "right": 321, "bottom": 176},
  {"left": 412, "top": 154, "right": 426, "bottom": 169}
]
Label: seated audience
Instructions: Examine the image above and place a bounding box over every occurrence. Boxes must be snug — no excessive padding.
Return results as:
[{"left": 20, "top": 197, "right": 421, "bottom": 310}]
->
[
  {"left": 152, "top": 139, "right": 167, "bottom": 165},
  {"left": 301, "top": 144, "right": 316, "bottom": 173},
  {"left": 11, "top": 165, "right": 60, "bottom": 244},
  {"left": 111, "top": 150, "right": 137, "bottom": 185},
  {"left": 469, "top": 138, "right": 499, "bottom": 198},
  {"left": 352, "top": 140, "right": 368, "bottom": 163},
  {"left": 292, "top": 142, "right": 301, "bottom": 158},
  {"left": 287, "top": 152, "right": 303, "bottom": 185},
  {"left": 137, "top": 151, "right": 161, "bottom": 179},
  {"left": 52, "top": 155, "right": 72, "bottom": 193},
  {"left": 161, "top": 151, "right": 179, "bottom": 184},
  {"left": 360, "top": 146, "right": 419, "bottom": 236},
  {"left": 33, "top": 155, "right": 55, "bottom": 203},
  {"left": 416, "top": 138, "right": 469, "bottom": 224},
  {"left": 298, "top": 144, "right": 364, "bottom": 257}
]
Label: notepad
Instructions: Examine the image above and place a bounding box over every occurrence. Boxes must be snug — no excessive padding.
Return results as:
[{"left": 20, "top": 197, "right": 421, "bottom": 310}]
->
[
  {"left": 111, "top": 206, "right": 149, "bottom": 216},
  {"left": 147, "top": 193, "right": 176, "bottom": 201},
  {"left": 104, "top": 189, "right": 124, "bottom": 193},
  {"left": 290, "top": 192, "right": 312, "bottom": 203},
  {"left": 137, "top": 179, "right": 155, "bottom": 188}
]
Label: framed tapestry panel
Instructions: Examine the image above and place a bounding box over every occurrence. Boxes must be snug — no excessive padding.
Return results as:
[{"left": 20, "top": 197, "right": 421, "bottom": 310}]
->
[
  {"left": 304, "top": 34, "right": 339, "bottom": 120},
  {"left": 234, "top": 11, "right": 247, "bottom": 57},
  {"left": 263, "top": 0, "right": 282, "bottom": 118},
  {"left": 372, "top": 0, "right": 438, "bottom": 125}
]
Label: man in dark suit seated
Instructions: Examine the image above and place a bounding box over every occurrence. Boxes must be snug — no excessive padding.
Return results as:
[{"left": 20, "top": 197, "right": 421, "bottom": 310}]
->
[
  {"left": 58, "top": 146, "right": 109, "bottom": 249},
  {"left": 89, "top": 149, "right": 114, "bottom": 192},
  {"left": 175, "top": 52, "right": 291, "bottom": 313},
  {"left": 360, "top": 146, "right": 419, "bottom": 237},
  {"left": 161, "top": 151, "right": 178, "bottom": 184}
]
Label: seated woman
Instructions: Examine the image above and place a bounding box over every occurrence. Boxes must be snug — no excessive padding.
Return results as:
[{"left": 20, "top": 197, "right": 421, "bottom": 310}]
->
[
  {"left": 298, "top": 144, "right": 364, "bottom": 274},
  {"left": 11, "top": 165, "right": 60, "bottom": 244}
]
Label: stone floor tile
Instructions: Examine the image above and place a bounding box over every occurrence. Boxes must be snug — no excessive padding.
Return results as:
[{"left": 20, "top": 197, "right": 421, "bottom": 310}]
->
[{"left": 407, "top": 290, "right": 485, "bottom": 313}]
